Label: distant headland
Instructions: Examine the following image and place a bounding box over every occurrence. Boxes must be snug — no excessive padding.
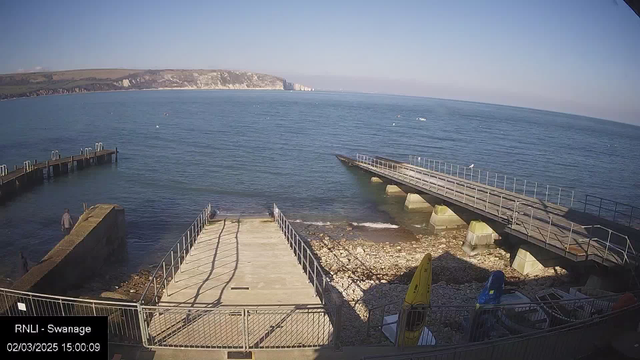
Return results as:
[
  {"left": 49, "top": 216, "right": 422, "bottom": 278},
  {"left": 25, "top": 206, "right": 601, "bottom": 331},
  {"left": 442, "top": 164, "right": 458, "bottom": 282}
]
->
[{"left": 0, "top": 69, "right": 314, "bottom": 100}]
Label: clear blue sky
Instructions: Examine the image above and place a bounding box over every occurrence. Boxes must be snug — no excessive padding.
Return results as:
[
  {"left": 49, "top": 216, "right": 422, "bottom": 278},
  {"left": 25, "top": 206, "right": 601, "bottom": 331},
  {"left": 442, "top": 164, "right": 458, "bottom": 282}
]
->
[{"left": 1, "top": 0, "right": 639, "bottom": 124}]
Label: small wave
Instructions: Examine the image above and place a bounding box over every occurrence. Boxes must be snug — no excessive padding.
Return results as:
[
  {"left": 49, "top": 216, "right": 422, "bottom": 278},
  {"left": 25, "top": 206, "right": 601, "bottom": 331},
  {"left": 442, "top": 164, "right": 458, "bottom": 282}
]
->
[
  {"left": 350, "top": 222, "right": 399, "bottom": 229},
  {"left": 292, "top": 220, "right": 333, "bottom": 226}
]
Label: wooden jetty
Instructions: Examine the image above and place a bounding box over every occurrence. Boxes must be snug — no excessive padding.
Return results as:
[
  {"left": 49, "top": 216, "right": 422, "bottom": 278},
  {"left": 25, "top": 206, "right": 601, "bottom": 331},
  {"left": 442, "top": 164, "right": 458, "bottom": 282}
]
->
[{"left": 0, "top": 146, "right": 117, "bottom": 203}]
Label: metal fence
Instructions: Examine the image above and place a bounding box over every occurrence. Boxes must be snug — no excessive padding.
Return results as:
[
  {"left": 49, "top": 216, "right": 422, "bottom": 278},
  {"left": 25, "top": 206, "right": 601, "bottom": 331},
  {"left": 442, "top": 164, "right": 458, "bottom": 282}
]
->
[
  {"left": 273, "top": 203, "right": 343, "bottom": 347},
  {"left": 365, "top": 291, "right": 633, "bottom": 349},
  {"left": 0, "top": 287, "right": 142, "bottom": 344},
  {"left": 139, "top": 204, "right": 212, "bottom": 306},
  {"left": 408, "top": 155, "right": 640, "bottom": 231},
  {"left": 583, "top": 194, "right": 640, "bottom": 229},
  {"left": 273, "top": 203, "right": 334, "bottom": 305},
  {"left": 141, "top": 305, "right": 333, "bottom": 349},
  {"left": 357, "top": 154, "right": 638, "bottom": 267},
  {"left": 363, "top": 298, "right": 640, "bottom": 359},
  {"left": 135, "top": 204, "right": 336, "bottom": 350},
  {"left": 408, "top": 155, "right": 575, "bottom": 208}
]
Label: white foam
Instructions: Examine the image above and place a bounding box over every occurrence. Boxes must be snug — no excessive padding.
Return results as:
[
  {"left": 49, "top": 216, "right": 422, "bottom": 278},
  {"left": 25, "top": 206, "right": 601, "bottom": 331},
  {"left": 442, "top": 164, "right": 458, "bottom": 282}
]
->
[
  {"left": 351, "top": 222, "right": 399, "bottom": 229},
  {"left": 292, "top": 220, "right": 333, "bottom": 226}
]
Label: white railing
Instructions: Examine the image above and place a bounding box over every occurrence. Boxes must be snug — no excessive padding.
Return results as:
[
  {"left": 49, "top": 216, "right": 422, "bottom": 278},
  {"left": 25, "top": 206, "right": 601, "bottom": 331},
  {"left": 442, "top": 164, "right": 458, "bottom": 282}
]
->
[
  {"left": 408, "top": 155, "right": 575, "bottom": 208},
  {"left": 272, "top": 203, "right": 333, "bottom": 305},
  {"left": 139, "top": 204, "right": 212, "bottom": 305},
  {"left": 0, "top": 287, "right": 141, "bottom": 344}
]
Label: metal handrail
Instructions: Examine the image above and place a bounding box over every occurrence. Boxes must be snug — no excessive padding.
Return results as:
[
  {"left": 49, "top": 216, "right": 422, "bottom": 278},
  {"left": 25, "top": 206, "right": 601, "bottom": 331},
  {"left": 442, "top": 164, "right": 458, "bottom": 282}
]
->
[
  {"left": 272, "top": 203, "right": 333, "bottom": 305},
  {"left": 356, "top": 154, "right": 636, "bottom": 266},
  {"left": 366, "top": 288, "right": 637, "bottom": 316},
  {"left": 139, "top": 203, "right": 212, "bottom": 305},
  {"left": 1, "top": 286, "right": 138, "bottom": 306},
  {"left": 408, "top": 155, "right": 575, "bottom": 208},
  {"left": 582, "top": 194, "right": 639, "bottom": 228},
  {"left": 363, "top": 301, "right": 640, "bottom": 359},
  {"left": 409, "top": 155, "right": 640, "bottom": 230}
]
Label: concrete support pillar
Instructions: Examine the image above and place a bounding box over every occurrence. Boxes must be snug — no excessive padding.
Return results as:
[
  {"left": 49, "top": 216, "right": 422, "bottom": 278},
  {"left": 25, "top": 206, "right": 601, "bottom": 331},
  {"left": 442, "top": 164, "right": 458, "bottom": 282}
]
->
[
  {"left": 462, "top": 220, "right": 498, "bottom": 255},
  {"left": 511, "top": 245, "right": 555, "bottom": 275},
  {"left": 370, "top": 176, "right": 383, "bottom": 183},
  {"left": 385, "top": 185, "right": 406, "bottom": 196},
  {"left": 404, "top": 193, "right": 433, "bottom": 212},
  {"left": 429, "top": 205, "right": 466, "bottom": 232}
]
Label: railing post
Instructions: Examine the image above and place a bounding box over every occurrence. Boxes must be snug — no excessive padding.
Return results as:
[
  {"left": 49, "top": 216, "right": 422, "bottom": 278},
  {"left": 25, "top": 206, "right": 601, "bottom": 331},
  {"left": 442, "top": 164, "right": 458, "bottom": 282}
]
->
[
  {"left": 546, "top": 216, "right": 552, "bottom": 246},
  {"left": 395, "top": 305, "right": 409, "bottom": 348},
  {"left": 486, "top": 171, "right": 489, "bottom": 185},
  {"left": 545, "top": 185, "right": 549, "bottom": 202},
  {"left": 613, "top": 203, "right": 618, "bottom": 222},
  {"left": 503, "top": 175, "right": 506, "bottom": 190},
  {"left": 511, "top": 201, "right": 518, "bottom": 228},
  {"left": 463, "top": 184, "right": 467, "bottom": 203},
  {"left": 534, "top": 182, "right": 538, "bottom": 200},
  {"left": 604, "top": 230, "right": 611, "bottom": 261},
  {"left": 584, "top": 195, "right": 589, "bottom": 213},
  {"left": 463, "top": 167, "right": 466, "bottom": 180},
  {"left": 485, "top": 189, "right": 489, "bottom": 210},
  {"left": 475, "top": 187, "right": 478, "bottom": 207},
  {"left": 187, "top": 230, "right": 191, "bottom": 254},
  {"left": 529, "top": 208, "right": 534, "bottom": 234},
  {"left": 162, "top": 261, "right": 167, "bottom": 291},
  {"left": 171, "top": 250, "right": 175, "bottom": 284},
  {"left": 558, "top": 188, "right": 562, "bottom": 206},
  {"left": 313, "top": 260, "right": 318, "bottom": 296},
  {"left": 565, "top": 223, "right": 573, "bottom": 257},
  {"left": 513, "top": 177, "right": 516, "bottom": 193},
  {"left": 570, "top": 191, "right": 574, "bottom": 208},
  {"left": 624, "top": 240, "right": 630, "bottom": 265},
  {"left": 181, "top": 236, "right": 185, "bottom": 272},
  {"left": 586, "top": 226, "right": 593, "bottom": 259},
  {"left": 523, "top": 180, "right": 527, "bottom": 196},
  {"left": 499, "top": 195, "right": 503, "bottom": 217},
  {"left": 630, "top": 207, "right": 635, "bottom": 227},
  {"left": 242, "top": 309, "right": 249, "bottom": 351},
  {"left": 137, "top": 303, "right": 149, "bottom": 346},
  {"left": 598, "top": 197, "right": 603, "bottom": 217},
  {"left": 494, "top": 173, "right": 497, "bottom": 187},
  {"left": 457, "top": 165, "right": 460, "bottom": 178}
]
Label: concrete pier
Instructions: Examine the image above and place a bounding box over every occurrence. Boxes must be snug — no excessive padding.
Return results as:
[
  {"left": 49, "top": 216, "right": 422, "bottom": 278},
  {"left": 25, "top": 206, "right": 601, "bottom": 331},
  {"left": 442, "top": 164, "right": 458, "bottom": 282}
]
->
[
  {"left": 429, "top": 205, "right": 466, "bottom": 232},
  {"left": 404, "top": 193, "right": 432, "bottom": 212},
  {"left": 12, "top": 204, "right": 126, "bottom": 293},
  {"left": 510, "top": 245, "right": 560, "bottom": 275},
  {"left": 462, "top": 220, "right": 498, "bottom": 255},
  {"left": 370, "top": 176, "right": 383, "bottom": 183},
  {"left": 385, "top": 184, "right": 406, "bottom": 196}
]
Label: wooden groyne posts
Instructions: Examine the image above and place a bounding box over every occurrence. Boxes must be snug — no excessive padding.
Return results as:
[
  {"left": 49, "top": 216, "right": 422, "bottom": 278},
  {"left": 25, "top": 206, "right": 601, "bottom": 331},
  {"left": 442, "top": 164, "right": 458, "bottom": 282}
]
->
[{"left": 0, "top": 142, "right": 117, "bottom": 203}]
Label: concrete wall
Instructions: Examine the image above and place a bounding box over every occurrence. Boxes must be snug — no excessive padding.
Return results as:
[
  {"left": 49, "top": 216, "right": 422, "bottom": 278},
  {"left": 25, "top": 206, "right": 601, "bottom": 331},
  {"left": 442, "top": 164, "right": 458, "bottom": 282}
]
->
[{"left": 12, "top": 204, "right": 126, "bottom": 294}]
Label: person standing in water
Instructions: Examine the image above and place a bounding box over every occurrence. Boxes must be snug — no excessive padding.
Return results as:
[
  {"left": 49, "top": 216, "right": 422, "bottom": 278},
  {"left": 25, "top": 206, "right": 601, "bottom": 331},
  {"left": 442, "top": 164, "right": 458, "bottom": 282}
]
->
[{"left": 61, "top": 208, "right": 74, "bottom": 234}]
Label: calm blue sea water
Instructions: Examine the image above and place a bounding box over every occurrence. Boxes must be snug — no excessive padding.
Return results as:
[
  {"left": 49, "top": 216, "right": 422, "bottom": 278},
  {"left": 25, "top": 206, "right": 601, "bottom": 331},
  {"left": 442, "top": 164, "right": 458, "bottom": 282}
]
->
[{"left": 1, "top": 90, "right": 639, "bottom": 279}]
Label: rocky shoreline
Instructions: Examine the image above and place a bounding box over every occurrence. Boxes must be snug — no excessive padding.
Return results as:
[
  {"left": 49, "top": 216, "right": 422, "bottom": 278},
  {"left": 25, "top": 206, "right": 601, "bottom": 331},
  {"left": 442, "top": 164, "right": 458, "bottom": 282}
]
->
[{"left": 296, "top": 222, "right": 578, "bottom": 345}]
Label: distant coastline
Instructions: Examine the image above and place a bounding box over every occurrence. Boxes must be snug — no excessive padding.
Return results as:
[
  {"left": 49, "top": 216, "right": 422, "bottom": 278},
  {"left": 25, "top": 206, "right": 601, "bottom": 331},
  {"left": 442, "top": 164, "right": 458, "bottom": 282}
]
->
[{"left": 0, "top": 68, "right": 314, "bottom": 100}]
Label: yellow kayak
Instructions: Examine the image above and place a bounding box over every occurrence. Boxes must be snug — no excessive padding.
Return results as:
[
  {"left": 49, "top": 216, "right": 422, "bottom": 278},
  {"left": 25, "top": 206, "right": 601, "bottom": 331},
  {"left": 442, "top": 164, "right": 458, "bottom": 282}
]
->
[{"left": 402, "top": 253, "right": 432, "bottom": 346}]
